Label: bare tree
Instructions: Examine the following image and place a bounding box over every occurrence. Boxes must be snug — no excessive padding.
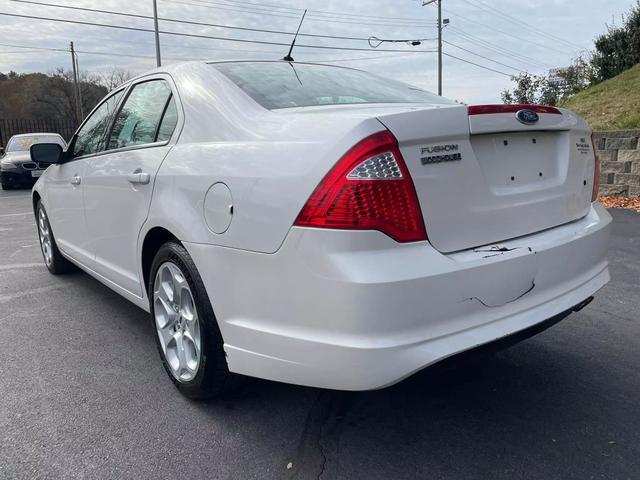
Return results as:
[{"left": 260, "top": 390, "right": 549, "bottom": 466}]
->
[
  {"left": 29, "top": 68, "right": 109, "bottom": 123},
  {"left": 34, "top": 68, "right": 78, "bottom": 123},
  {"left": 99, "top": 67, "right": 134, "bottom": 91},
  {"left": 0, "top": 68, "right": 108, "bottom": 125}
]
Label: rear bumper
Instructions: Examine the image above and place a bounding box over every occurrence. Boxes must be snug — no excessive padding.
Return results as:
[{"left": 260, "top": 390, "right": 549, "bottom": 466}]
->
[{"left": 185, "top": 203, "right": 612, "bottom": 390}]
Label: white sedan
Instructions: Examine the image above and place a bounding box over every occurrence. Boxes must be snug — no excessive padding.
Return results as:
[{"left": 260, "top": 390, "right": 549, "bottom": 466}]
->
[{"left": 30, "top": 61, "right": 611, "bottom": 399}]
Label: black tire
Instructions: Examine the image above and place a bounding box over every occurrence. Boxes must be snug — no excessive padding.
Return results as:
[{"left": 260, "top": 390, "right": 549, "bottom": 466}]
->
[
  {"left": 36, "top": 201, "right": 76, "bottom": 274},
  {"left": 1, "top": 182, "right": 13, "bottom": 190},
  {"left": 148, "top": 241, "right": 239, "bottom": 400}
]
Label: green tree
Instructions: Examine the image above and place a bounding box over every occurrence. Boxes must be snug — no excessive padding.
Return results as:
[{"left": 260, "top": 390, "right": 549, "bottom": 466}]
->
[
  {"left": 501, "top": 73, "right": 560, "bottom": 105},
  {"left": 591, "top": 1, "right": 640, "bottom": 82},
  {"left": 501, "top": 55, "right": 596, "bottom": 106}
]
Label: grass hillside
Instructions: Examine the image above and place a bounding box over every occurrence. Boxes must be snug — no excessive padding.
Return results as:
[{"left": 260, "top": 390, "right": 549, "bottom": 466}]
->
[{"left": 560, "top": 63, "right": 640, "bottom": 131}]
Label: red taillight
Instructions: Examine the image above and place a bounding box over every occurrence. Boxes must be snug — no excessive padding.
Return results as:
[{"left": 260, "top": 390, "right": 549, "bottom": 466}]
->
[
  {"left": 294, "top": 130, "right": 427, "bottom": 243},
  {"left": 467, "top": 104, "right": 562, "bottom": 115},
  {"left": 591, "top": 132, "right": 599, "bottom": 202}
]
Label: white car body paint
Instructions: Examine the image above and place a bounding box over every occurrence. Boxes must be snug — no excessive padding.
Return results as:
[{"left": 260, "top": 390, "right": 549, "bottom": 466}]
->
[{"left": 33, "top": 61, "right": 611, "bottom": 390}]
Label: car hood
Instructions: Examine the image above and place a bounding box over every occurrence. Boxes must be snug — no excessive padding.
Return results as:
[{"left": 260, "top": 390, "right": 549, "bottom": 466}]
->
[{"left": 2, "top": 152, "right": 31, "bottom": 163}]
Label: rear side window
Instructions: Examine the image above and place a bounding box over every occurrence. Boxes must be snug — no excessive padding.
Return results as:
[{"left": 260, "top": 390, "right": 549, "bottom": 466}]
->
[
  {"left": 213, "top": 62, "right": 452, "bottom": 110},
  {"left": 108, "top": 80, "right": 172, "bottom": 150},
  {"left": 156, "top": 95, "right": 178, "bottom": 142}
]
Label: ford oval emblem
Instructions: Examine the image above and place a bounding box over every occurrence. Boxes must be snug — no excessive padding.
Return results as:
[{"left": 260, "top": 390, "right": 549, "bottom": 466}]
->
[{"left": 516, "top": 109, "right": 540, "bottom": 125}]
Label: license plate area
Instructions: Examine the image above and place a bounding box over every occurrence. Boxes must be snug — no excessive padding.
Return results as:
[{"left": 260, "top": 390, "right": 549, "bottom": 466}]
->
[
  {"left": 31, "top": 170, "right": 43, "bottom": 178},
  {"left": 471, "top": 132, "right": 562, "bottom": 194}
]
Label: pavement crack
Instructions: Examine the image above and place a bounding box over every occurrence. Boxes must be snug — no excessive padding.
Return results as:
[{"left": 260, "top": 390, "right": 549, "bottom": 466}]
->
[
  {"left": 292, "top": 390, "right": 357, "bottom": 480},
  {"left": 317, "top": 398, "right": 328, "bottom": 480}
]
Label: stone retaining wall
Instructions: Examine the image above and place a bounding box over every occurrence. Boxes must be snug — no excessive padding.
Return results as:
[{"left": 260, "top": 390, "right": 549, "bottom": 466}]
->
[{"left": 593, "top": 130, "right": 640, "bottom": 197}]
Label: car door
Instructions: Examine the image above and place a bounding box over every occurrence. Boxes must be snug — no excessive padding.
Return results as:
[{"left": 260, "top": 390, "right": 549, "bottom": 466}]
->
[
  {"left": 82, "top": 77, "right": 180, "bottom": 297},
  {"left": 44, "top": 90, "right": 124, "bottom": 267}
]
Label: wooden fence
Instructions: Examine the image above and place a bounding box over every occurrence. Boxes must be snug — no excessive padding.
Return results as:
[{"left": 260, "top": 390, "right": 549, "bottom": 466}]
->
[{"left": 0, "top": 119, "right": 77, "bottom": 147}]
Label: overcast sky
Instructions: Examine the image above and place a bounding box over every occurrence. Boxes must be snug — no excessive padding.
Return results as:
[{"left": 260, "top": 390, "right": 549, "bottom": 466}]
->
[{"left": 0, "top": 0, "right": 634, "bottom": 103}]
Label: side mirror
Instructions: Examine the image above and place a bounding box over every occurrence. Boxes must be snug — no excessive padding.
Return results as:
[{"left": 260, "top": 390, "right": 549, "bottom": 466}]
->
[{"left": 31, "top": 143, "right": 63, "bottom": 165}]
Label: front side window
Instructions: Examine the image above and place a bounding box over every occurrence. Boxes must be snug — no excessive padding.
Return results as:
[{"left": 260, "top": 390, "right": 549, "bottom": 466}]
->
[
  {"left": 73, "top": 91, "right": 123, "bottom": 158},
  {"left": 108, "top": 80, "right": 172, "bottom": 150}
]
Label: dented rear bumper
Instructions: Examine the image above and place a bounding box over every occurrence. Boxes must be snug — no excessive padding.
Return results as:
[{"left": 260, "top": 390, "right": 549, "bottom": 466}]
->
[{"left": 185, "top": 203, "right": 612, "bottom": 390}]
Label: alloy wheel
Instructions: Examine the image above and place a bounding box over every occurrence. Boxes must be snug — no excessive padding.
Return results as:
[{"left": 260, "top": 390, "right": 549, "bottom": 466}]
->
[
  {"left": 153, "top": 262, "right": 202, "bottom": 382},
  {"left": 37, "top": 207, "right": 53, "bottom": 267}
]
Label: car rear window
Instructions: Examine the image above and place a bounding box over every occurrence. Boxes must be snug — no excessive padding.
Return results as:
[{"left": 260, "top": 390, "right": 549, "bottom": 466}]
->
[
  {"left": 212, "top": 62, "right": 452, "bottom": 110},
  {"left": 6, "top": 135, "right": 65, "bottom": 153}
]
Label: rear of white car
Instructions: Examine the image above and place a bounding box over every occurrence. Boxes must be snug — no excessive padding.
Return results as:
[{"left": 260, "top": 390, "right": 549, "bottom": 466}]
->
[
  {"left": 32, "top": 61, "right": 611, "bottom": 397},
  {"left": 180, "top": 62, "right": 610, "bottom": 390}
]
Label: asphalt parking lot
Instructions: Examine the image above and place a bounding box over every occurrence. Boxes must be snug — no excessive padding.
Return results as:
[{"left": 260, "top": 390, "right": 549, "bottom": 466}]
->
[{"left": 0, "top": 188, "right": 638, "bottom": 480}]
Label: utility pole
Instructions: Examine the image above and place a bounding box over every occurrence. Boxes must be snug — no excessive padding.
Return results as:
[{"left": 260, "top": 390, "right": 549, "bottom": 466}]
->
[
  {"left": 153, "top": 0, "right": 162, "bottom": 67},
  {"left": 70, "top": 41, "right": 82, "bottom": 125},
  {"left": 437, "top": 0, "right": 442, "bottom": 96},
  {"left": 423, "top": 0, "right": 445, "bottom": 96},
  {"left": 74, "top": 49, "right": 84, "bottom": 120}
]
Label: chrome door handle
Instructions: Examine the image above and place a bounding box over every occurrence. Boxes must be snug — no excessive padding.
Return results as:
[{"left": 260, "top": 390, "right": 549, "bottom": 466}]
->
[
  {"left": 70, "top": 175, "right": 81, "bottom": 185},
  {"left": 127, "top": 170, "right": 150, "bottom": 185}
]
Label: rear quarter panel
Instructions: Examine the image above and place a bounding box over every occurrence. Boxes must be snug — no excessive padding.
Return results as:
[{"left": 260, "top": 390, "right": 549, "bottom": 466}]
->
[{"left": 146, "top": 118, "right": 384, "bottom": 253}]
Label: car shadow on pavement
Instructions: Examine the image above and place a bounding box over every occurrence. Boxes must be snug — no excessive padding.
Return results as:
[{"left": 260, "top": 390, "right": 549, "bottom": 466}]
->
[
  {"left": 194, "top": 326, "right": 621, "bottom": 479},
  {"left": 50, "top": 262, "right": 636, "bottom": 480}
]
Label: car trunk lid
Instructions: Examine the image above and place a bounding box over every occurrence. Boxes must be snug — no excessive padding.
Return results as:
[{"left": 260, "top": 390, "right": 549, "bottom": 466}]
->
[{"left": 377, "top": 104, "right": 595, "bottom": 253}]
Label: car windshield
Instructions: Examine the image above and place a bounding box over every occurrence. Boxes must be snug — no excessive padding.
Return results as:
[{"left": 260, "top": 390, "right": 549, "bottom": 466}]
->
[
  {"left": 6, "top": 134, "right": 66, "bottom": 153},
  {"left": 212, "top": 62, "right": 453, "bottom": 110}
]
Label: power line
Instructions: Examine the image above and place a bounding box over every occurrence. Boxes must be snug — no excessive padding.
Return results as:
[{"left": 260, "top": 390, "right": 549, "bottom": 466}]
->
[
  {"left": 9, "top": 0, "right": 390, "bottom": 42},
  {"left": 0, "top": 42, "right": 68, "bottom": 53},
  {"left": 0, "top": 41, "right": 195, "bottom": 61},
  {"left": 0, "top": 24, "right": 354, "bottom": 59},
  {"left": 0, "top": 38, "right": 419, "bottom": 62},
  {"left": 443, "top": 40, "right": 522, "bottom": 72},
  {"left": 448, "top": 29, "right": 537, "bottom": 67},
  {"left": 75, "top": 49, "right": 184, "bottom": 61},
  {"left": 311, "top": 52, "right": 421, "bottom": 63},
  {"left": 207, "top": 0, "right": 438, "bottom": 23},
  {"left": 448, "top": 27, "right": 551, "bottom": 69},
  {"left": 442, "top": 5, "right": 574, "bottom": 56},
  {"left": 0, "top": 11, "right": 437, "bottom": 54},
  {"left": 368, "top": 36, "right": 437, "bottom": 48},
  {"left": 443, "top": 51, "right": 512, "bottom": 76},
  {"left": 166, "top": 0, "right": 437, "bottom": 28},
  {"left": 418, "top": 1, "right": 517, "bottom": 78},
  {"left": 2, "top": 4, "right": 523, "bottom": 80},
  {"left": 300, "top": 15, "right": 434, "bottom": 28},
  {"left": 0, "top": 41, "right": 422, "bottom": 66},
  {"left": 0, "top": 49, "right": 47, "bottom": 54},
  {"left": 162, "top": 0, "right": 299, "bottom": 20},
  {"left": 188, "top": 0, "right": 438, "bottom": 25},
  {"left": 460, "top": 0, "right": 585, "bottom": 51}
]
